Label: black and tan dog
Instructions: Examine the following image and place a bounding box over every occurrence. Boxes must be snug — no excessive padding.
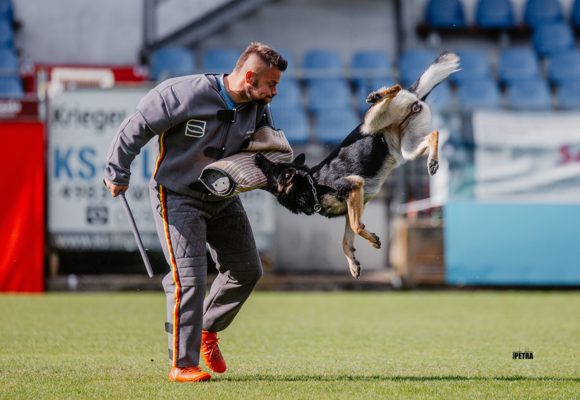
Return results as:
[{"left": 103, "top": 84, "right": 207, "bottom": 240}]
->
[{"left": 256, "top": 52, "right": 460, "bottom": 278}]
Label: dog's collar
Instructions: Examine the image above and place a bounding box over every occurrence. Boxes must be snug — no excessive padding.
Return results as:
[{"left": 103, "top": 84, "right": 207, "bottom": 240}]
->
[{"left": 305, "top": 172, "right": 322, "bottom": 213}]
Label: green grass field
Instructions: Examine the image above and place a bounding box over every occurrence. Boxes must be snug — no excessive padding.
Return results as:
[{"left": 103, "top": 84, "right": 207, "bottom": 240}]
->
[{"left": 1, "top": 291, "right": 579, "bottom": 399}]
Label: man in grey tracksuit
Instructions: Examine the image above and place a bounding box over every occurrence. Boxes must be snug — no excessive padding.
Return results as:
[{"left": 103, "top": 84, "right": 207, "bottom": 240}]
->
[{"left": 104, "top": 43, "right": 287, "bottom": 382}]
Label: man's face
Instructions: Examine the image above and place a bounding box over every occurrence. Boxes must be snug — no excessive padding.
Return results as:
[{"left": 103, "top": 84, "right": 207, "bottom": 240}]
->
[{"left": 245, "top": 67, "right": 281, "bottom": 105}]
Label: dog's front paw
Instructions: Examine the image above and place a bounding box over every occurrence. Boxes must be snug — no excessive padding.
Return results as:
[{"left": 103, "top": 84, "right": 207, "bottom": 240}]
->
[
  {"left": 370, "top": 233, "right": 381, "bottom": 249},
  {"left": 428, "top": 159, "right": 439, "bottom": 176},
  {"left": 349, "top": 260, "right": 361, "bottom": 279},
  {"left": 366, "top": 91, "right": 383, "bottom": 104}
]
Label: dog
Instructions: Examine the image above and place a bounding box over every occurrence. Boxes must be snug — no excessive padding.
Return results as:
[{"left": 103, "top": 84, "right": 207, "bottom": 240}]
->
[{"left": 255, "top": 52, "right": 460, "bottom": 279}]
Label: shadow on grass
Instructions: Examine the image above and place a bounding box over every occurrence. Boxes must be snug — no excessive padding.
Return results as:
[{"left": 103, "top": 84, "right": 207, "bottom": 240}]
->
[{"left": 214, "top": 375, "right": 580, "bottom": 383}]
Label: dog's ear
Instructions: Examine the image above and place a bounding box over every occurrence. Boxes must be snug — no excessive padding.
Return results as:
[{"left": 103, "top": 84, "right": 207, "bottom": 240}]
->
[
  {"left": 408, "top": 52, "right": 460, "bottom": 101},
  {"left": 292, "top": 153, "right": 306, "bottom": 166},
  {"left": 280, "top": 168, "right": 296, "bottom": 185},
  {"left": 255, "top": 153, "right": 272, "bottom": 171},
  {"left": 366, "top": 84, "right": 401, "bottom": 104}
]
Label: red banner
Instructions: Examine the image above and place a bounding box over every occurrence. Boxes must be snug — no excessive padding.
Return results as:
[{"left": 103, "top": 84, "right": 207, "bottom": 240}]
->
[{"left": 0, "top": 121, "right": 45, "bottom": 292}]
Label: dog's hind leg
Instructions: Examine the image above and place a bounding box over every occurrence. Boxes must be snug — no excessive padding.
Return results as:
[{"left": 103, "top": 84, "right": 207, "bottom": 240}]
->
[
  {"left": 402, "top": 130, "right": 439, "bottom": 176},
  {"left": 345, "top": 176, "right": 381, "bottom": 249},
  {"left": 343, "top": 217, "right": 361, "bottom": 279}
]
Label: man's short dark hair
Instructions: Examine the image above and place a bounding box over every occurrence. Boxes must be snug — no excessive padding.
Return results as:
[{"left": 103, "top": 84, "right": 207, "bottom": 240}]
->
[{"left": 235, "top": 42, "right": 288, "bottom": 73}]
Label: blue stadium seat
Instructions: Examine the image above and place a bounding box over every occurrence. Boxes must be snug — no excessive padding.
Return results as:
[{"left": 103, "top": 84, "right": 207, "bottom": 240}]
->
[
  {"left": 425, "top": 81, "right": 452, "bottom": 108},
  {"left": 357, "top": 77, "right": 397, "bottom": 114},
  {"left": 498, "top": 48, "right": 541, "bottom": 84},
  {"left": 572, "top": 0, "right": 580, "bottom": 28},
  {"left": 0, "top": 47, "right": 18, "bottom": 72},
  {"left": 451, "top": 49, "right": 492, "bottom": 84},
  {"left": 0, "top": 19, "right": 13, "bottom": 48},
  {"left": 315, "top": 109, "right": 360, "bottom": 144},
  {"left": 426, "top": 0, "right": 466, "bottom": 28},
  {"left": 476, "top": 0, "right": 515, "bottom": 29},
  {"left": 269, "top": 78, "right": 302, "bottom": 114},
  {"left": 548, "top": 51, "right": 580, "bottom": 85},
  {"left": 524, "top": 0, "right": 562, "bottom": 29},
  {"left": 150, "top": 47, "right": 195, "bottom": 81},
  {"left": 351, "top": 50, "right": 392, "bottom": 89},
  {"left": 0, "top": 76, "right": 23, "bottom": 98},
  {"left": 400, "top": 48, "right": 439, "bottom": 87},
  {"left": 202, "top": 48, "right": 240, "bottom": 73},
  {"left": 557, "top": 80, "right": 580, "bottom": 109},
  {"left": 507, "top": 79, "right": 552, "bottom": 110},
  {"left": 533, "top": 22, "right": 574, "bottom": 57},
  {"left": 302, "top": 49, "right": 343, "bottom": 81},
  {"left": 0, "top": 0, "right": 13, "bottom": 21},
  {"left": 307, "top": 78, "right": 352, "bottom": 114},
  {"left": 457, "top": 79, "right": 502, "bottom": 108},
  {"left": 273, "top": 109, "right": 310, "bottom": 144}
]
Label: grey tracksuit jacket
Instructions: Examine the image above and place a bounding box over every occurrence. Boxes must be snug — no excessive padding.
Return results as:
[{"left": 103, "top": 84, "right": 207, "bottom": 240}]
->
[{"left": 105, "top": 73, "right": 266, "bottom": 196}]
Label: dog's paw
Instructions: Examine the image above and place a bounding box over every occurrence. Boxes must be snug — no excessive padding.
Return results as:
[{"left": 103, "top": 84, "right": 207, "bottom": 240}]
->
[
  {"left": 349, "top": 260, "right": 361, "bottom": 279},
  {"left": 366, "top": 91, "right": 383, "bottom": 104},
  {"left": 428, "top": 159, "right": 439, "bottom": 176},
  {"left": 370, "top": 233, "right": 381, "bottom": 249}
]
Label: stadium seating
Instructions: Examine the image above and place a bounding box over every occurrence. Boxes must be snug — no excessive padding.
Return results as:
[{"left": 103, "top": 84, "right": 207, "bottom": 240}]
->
[
  {"left": 269, "top": 78, "right": 302, "bottom": 114},
  {"left": 0, "top": 19, "right": 13, "bottom": 48},
  {"left": 302, "top": 49, "right": 343, "bottom": 82},
  {"left": 498, "top": 48, "right": 541, "bottom": 84},
  {"left": 0, "top": 0, "right": 13, "bottom": 21},
  {"left": 425, "top": 81, "right": 452, "bottom": 108},
  {"left": 357, "top": 77, "right": 397, "bottom": 114},
  {"left": 400, "top": 48, "right": 438, "bottom": 87},
  {"left": 524, "top": 0, "right": 563, "bottom": 29},
  {"left": 557, "top": 80, "right": 580, "bottom": 109},
  {"left": 451, "top": 49, "right": 492, "bottom": 84},
  {"left": 425, "top": 0, "right": 466, "bottom": 28},
  {"left": 476, "top": 0, "right": 515, "bottom": 29},
  {"left": 273, "top": 108, "right": 310, "bottom": 144},
  {"left": 506, "top": 79, "right": 552, "bottom": 110},
  {"left": 307, "top": 78, "right": 352, "bottom": 114},
  {"left": 0, "top": 76, "right": 23, "bottom": 98},
  {"left": 457, "top": 79, "right": 502, "bottom": 108},
  {"left": 532, "top": 22, "right": 574, "bottom": 57},
  {"left": 202, "top": 48, "right": 240, "bottom": 73},
  {"left": 351, "top": 50, "right": 392, "bottom": 89},
  {"left": 315, "top": 109, "right": 360, "bottom": 144},
  {"left": 150, "top": 47, "right": 195, "bottom": 81},
  {"left": 548, "top": 51, "right": 580, "bottom": 85}
]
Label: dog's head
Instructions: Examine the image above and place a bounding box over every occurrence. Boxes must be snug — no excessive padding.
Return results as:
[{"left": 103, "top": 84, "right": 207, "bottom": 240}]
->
[
  {"left": 255, "top": 153, "right": 309, "bottom": 196},
  {"left": 362, "top": 52, "right": 460, "bottom": 141}
]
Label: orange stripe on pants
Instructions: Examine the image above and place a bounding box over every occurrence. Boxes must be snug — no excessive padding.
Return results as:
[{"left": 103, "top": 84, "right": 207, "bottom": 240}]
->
[{"left": 159, "top": 185, "right": 181, "bottom": 367}]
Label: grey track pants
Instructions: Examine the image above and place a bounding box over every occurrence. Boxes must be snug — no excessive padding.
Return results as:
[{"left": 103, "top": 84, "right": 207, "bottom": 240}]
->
[{"left": 150, "top": 185, "right": 263, "bottom": 368}]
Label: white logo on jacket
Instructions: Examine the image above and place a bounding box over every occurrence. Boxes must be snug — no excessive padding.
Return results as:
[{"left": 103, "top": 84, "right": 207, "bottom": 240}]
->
[{"left": 185, "top": 119, "right": 206, "bottom": 138}]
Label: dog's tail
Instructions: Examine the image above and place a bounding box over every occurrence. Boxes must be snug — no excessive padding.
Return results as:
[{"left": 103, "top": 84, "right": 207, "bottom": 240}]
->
[{"left": 408, "top": 52, "right": 460, "bottom": 101}]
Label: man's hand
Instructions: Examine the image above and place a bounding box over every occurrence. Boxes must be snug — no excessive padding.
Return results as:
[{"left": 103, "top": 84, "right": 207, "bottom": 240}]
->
[{"left": 104, "top": 178, "right": 129, "bottom": 197}]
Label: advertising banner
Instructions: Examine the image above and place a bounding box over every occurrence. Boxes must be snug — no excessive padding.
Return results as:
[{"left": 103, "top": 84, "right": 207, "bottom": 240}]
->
[
  {"left": 48, "top": 88, "right": 274, "bottom": 252},
  {"left": 0, "top": 121, "right": 45, "bottom": 292},
  {"left": 473, "top": 111, "right": 580, "bottom": 203}
]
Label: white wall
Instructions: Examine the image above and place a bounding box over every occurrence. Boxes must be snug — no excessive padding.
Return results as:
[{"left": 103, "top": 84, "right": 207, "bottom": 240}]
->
[
  {"left": 12, "top": 0, "right": 397, "bottom": 67},
  {"left": 195, "top": 0, "right": 397, "bottom": 69},
  {"left": 13, "top": 0, "right": 143, "bottom": 64}
]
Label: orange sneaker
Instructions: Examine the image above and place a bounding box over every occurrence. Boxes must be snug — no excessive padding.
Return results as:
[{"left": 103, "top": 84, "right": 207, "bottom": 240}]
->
[
  {"left": 201, "top": 331, "right": 227, "bottom": 373},
  {"left": 168, "top": 366, "right": 211, "bottom": 382}
]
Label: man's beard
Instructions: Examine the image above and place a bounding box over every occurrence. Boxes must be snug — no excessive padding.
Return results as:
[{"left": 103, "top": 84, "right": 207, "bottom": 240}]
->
[{"left": 245, "top": 82, "right": 272, "bottom": 106}]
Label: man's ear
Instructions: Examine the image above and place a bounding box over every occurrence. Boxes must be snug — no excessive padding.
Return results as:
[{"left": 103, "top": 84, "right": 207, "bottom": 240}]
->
[
  {"left": 293, "top": 153, "right": 306, "bottom": 166},
  {"left": 245, "top": 70, "right": 253, "bottom": 85}
]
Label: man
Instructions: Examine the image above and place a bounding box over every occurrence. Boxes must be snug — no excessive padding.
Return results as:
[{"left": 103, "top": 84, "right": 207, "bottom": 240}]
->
[{"left": 104, "top": 43, "right": 287, "bottom": 382}]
